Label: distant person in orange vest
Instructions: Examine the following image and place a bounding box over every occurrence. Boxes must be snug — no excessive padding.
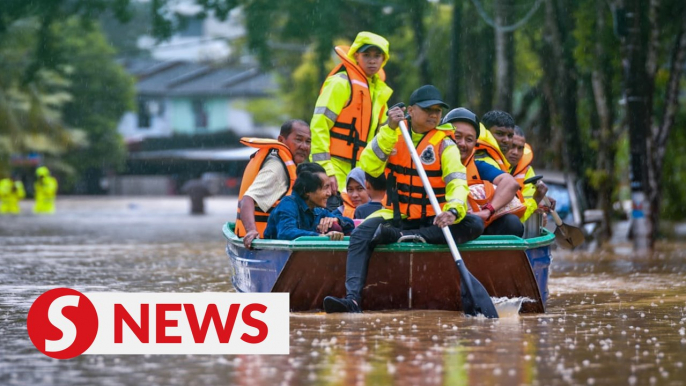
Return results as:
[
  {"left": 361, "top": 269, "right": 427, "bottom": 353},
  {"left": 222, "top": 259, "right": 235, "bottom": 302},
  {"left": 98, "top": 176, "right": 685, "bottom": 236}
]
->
[
  {"left": 310, "top": 31, "right": 393, "bottom": 208},
  {"left": 235, "top": 120, "right": 312, "bottom": 248},
  {"left": 33, "top": 166, "right": 58, "bottom": 214}
]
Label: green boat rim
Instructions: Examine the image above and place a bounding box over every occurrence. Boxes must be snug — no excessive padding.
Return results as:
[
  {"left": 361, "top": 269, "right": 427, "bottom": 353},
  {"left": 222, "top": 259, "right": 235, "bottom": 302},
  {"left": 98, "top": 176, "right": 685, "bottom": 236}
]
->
[{"left": 223, "top": 222, "right": 555, "bottom": 252}]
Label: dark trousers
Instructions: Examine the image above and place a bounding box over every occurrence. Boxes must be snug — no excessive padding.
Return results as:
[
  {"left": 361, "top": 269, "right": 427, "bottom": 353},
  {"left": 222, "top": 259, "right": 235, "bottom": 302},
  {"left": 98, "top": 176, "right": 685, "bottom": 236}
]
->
[
  {"left": 484, "top": 213, "right": 524, "bottom": 237},
  {"left": 344, "top": 214, "right": 484, "bottom": 303}
]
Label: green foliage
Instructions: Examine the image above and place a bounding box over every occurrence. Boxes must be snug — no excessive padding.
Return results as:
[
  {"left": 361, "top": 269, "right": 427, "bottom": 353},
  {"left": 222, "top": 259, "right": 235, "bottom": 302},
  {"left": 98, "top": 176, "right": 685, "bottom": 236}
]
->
[
  {"left": 235, "top": 97, "right": 288, "bottom": 127},
  {"left": 281, "top": 48, "right": 333, "bottom": 122},
  {"left": 54, "top": 19, "right": 135, "bottom": 188},
  {"left": 0, "top": 20, "right": 85, "bottom": 175},
  {"left": 514, "top": 28, "right": 543, "bottom": 90},
  {"left": 658, "top": 87, "right": 686, "bottom": 220}
]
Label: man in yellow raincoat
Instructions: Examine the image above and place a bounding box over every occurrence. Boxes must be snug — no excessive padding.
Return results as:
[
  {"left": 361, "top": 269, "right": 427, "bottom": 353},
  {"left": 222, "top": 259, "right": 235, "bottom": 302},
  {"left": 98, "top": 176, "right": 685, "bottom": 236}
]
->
[
  {"left": 0, "top": 174, "right": 26, "bottom": 214},
  {"left": 323, "top": 86, "right": 484, "bottom": 313},
  {"left": 309, "top": 31, "right": 393, "bottom": 207},
  {"left": 34, "top": 166, "right": 58, "bottom": 214}
]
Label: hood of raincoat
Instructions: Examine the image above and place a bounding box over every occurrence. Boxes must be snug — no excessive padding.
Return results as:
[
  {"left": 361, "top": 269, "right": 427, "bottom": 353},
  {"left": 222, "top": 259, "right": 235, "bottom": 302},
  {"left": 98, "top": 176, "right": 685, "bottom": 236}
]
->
[
  {"left": 347, "top": 31, "right": 390, "bottom": 69},
  {"left": 36, "top": 166, "right": 51, "bottom": 177}
]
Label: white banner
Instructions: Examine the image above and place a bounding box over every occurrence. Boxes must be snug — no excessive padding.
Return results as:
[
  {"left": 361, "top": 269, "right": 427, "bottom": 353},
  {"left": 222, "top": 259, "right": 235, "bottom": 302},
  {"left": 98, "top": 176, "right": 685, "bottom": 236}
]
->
[
  {"left": 85, "top": 293, "right": 289, "bottom": 355},
  {"left": 27, "top": 289, "right": 289, "bottom": 358}
]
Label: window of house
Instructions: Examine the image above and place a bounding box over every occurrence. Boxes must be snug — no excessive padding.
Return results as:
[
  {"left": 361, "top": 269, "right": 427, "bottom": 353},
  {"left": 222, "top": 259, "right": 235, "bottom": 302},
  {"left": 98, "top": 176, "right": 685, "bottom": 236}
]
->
[
  {"left": 138, "top": 98, "right": 151, "bottom": 129},
  {"left": 179, "top": 18, "right": 203, "bottom": 37},
  {"left": 137, "top": 98, "right": 163, "bottom": 129},
  {"left": 193, "top": 99, "right": 208, "bottom": 130}
]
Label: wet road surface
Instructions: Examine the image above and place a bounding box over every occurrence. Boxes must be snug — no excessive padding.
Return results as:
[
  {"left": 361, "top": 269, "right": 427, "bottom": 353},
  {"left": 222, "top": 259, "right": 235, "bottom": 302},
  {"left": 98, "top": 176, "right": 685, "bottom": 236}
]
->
[{"left": 1, "top": 197, "right": 685, "bottom": 385}]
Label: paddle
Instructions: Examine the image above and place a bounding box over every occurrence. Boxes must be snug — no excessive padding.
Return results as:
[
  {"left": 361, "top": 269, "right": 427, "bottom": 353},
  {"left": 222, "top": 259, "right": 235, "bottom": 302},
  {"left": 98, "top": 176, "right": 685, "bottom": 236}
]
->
[
  {"left": 391, "top": 104, "right": 498, "bottom": 318},
  {"left": 542, "top": 196, "right": 585, "bottom": 249}
]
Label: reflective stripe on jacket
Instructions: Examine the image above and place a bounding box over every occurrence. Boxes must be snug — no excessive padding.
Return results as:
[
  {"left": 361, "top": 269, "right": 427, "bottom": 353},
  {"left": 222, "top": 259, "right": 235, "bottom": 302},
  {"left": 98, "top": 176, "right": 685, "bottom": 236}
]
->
[{"left": 235, "top": 138, "right": 297, "bottom": 237}]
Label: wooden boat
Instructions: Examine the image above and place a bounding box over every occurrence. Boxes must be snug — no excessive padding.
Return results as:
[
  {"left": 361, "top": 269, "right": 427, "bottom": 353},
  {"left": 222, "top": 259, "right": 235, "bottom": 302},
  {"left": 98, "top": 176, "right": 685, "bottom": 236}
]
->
[{"left": 223, "top": 222, "right": 554, "bottom": 313}]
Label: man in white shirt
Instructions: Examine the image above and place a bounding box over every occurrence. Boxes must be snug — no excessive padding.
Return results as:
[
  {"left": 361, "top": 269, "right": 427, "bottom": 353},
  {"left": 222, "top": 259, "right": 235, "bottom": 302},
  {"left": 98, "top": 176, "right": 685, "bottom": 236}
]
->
[{"left": 238, "top": 120, "right": 312, "bottom": 248}]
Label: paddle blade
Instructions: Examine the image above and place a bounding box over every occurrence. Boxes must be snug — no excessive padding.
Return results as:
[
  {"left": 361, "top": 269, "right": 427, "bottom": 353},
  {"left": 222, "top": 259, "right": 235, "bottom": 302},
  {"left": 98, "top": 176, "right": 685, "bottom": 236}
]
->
[
  {"left": 554, "top": 223, "right": 585, "bottom": 249},
  {"left": 456, "top": 260, "right": 499, "bottom": 318}
]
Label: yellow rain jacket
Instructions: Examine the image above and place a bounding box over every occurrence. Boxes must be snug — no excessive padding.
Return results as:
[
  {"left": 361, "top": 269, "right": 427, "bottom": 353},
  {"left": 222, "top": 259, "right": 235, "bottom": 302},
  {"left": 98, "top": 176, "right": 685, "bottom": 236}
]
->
[
  {"left": 34, "top": 167, "right": 58, "bottom": 214},
  {"left": 510, "top": 143, "right": 539, "bottom": 222},
  {"left": 310, "top": 32, "right": 393, "bottom": 191},
  {"left": 474, "top": 123, "right": 510, "bottom": 171},
  {"left": 0, "top": 178, "right": 26, "bottom": 214},
  {"left": 358, "top": 122, "right": 469, "bottom": 223}
]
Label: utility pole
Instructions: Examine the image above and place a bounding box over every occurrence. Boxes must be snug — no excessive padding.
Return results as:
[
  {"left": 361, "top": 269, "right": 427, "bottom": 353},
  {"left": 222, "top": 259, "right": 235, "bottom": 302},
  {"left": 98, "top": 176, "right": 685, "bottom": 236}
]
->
[{"left": 623, "top": 0, "right": 651, "bottom": 251}]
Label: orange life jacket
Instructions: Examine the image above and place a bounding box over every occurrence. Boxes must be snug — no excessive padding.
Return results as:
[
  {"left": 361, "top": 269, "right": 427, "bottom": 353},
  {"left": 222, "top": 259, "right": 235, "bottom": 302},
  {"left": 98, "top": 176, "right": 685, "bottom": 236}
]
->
[
  {"left": 510, "top": 143, "right": 534, "bottom": 189},
  {"left": 474, "top": 140, "right": 509, "bottom": 171},
  {"left": 339, "top": 192, "right": 357, "bottom": 218},
  {"left": 384, "top": 127, "right": 448, "bottom": 221},
  {"left": 463, "top": 150, "right": 527, "bottom": 226},
  {"left": 321, "top": 46, "right": 387, "bottom": 167},
  {"left": 235, "top": 138, "right": 297, "bottom": 238}
]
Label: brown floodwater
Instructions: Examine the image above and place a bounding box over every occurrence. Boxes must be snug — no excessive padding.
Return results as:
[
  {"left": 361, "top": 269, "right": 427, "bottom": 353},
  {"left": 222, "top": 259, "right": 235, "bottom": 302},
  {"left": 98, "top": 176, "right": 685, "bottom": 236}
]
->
[{"left": 1, "top": 197, "right": 684, "bottom": 386}]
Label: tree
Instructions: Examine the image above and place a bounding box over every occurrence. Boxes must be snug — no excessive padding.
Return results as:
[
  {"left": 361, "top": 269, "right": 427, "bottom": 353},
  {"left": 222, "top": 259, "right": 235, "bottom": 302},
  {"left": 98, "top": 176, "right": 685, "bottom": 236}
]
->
[
  {"left": 573, "top": 0, "right": 622, "bottom": 243},
  {"left": 56, "top": 19, "right": 136, "bottom": 193},
  {"left": 0, "top": 0, "right": 134, "bottom": 178},
  {"left": 493, "top": 0, "right": 515, "bottom": 112},
  {"left": 0, "top": 20, "right": 86, "bottom": 177},
  {"left": 621, "top": 0, "right": 686, "bottom": 249}
]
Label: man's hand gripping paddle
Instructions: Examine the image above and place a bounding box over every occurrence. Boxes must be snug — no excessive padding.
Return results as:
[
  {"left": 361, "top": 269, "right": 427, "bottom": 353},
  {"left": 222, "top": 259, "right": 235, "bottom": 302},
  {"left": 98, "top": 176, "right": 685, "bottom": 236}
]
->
[{"left": 388, "top": 103, "right": 498, "bottom": 318}]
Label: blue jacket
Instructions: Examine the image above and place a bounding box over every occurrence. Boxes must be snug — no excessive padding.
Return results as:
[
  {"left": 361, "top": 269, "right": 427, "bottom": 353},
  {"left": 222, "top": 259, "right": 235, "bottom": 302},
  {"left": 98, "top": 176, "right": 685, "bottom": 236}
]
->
[{"left": 264, "top": 192, "right": 355, "bottom": 240}]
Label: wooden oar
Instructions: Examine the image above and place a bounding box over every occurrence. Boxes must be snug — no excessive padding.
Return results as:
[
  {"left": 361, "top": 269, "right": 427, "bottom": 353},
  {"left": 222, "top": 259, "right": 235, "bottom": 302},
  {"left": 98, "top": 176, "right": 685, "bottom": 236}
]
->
[
  {"left": 396, "top": 115, "right": 498, "bottom": 318},
  {"left": 542, "top": 196, "right": 585, "bottom": 249}
]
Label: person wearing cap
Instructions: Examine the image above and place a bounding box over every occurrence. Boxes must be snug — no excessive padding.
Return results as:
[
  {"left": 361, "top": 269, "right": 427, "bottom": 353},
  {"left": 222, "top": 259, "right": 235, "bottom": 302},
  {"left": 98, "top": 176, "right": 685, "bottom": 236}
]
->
[
  {"left": 0, "top": 173, "right": 26, "bottom": 215},
  {"left": 33, "top": 166, "right": 58, "bottom": 214},
  {"left": 506, "top": 125, "right": 554, "bottom": 222},
  {"left": 472, "top": 110, "right": 516, "bottom": 172},
  {"left": 338, "top": 167, "right": 370, "bottom": 219},
  {"left": 444, "top": 108, "right": 525, "bottom": 236},
  {"left": 323, "top": 85, "right": 484, "bottom": 313},
  {"left": 309, "top": 31, "right": 393, "bottom": 208}
]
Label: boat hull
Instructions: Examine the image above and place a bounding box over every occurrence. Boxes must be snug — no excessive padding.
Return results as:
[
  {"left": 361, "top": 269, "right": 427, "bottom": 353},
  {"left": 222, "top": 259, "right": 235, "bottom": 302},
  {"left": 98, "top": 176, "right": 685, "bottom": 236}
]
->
[{"left": 224, "top": 223, "right": 553, "bottom": 313}]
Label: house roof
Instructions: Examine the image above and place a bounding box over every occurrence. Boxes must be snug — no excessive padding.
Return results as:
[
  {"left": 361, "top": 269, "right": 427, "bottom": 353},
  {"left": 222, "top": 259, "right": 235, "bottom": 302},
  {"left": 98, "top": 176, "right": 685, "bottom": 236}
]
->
[{"left": 119, "top": 58, "right": 277, "bottom": 98}]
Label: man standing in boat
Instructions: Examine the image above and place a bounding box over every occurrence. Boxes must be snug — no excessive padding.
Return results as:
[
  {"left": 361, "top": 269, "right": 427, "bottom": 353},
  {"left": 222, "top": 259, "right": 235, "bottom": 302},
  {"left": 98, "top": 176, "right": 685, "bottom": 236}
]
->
[
  {"left": 235, "top": 119, "right": 312, "bottom": 248},
  {"left": 323, "top": 85, "right": 484, "bottom": 313},
  {"left": 309, "top": 31, "right": 393, "bottom": 209}
]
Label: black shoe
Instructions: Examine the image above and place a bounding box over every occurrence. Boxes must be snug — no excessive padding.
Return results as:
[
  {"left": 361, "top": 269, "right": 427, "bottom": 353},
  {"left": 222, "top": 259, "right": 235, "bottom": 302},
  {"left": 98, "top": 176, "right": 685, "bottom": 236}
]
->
[
  {"left": 323, "top": 296, "right": 361, "bottom": 313},
  {"left": 371, "top": 224, "right": 401, "bottom": 246}
]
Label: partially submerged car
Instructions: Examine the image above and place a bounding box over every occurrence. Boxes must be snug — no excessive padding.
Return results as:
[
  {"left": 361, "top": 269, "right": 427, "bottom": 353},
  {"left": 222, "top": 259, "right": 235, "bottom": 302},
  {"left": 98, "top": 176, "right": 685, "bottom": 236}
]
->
[{"left": 536, "top": 169, "right": 604, "bottom": 244}]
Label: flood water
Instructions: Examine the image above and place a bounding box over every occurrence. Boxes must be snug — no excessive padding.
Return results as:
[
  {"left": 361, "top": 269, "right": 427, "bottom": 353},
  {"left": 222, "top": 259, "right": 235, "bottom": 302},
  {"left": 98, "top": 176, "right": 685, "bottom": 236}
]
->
[{"left": 1, "top": 197, "right": 685, "bottom": 386}]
